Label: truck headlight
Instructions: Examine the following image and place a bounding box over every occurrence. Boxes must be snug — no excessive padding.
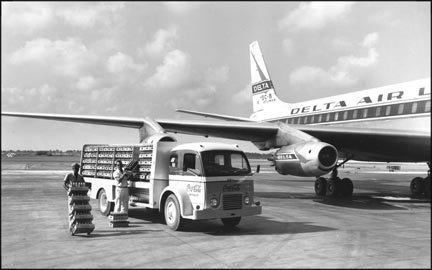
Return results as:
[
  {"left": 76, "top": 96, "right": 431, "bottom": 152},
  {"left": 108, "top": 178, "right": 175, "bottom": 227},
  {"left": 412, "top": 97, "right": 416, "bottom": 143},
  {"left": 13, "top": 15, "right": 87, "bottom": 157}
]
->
[
  {"left": 210, "top": 198, "right": 218, "bottom": 208},
  {"left": 244, "top": 196, "right": 250, "bottom": 205}
]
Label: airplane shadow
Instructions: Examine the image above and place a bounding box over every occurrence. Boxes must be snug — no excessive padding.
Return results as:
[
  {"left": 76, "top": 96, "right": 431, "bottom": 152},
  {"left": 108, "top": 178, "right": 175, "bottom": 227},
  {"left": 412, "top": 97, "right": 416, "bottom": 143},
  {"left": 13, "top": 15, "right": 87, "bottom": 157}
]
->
[{"left": 255, "top": 191, "right": 429, "bottom": 210}]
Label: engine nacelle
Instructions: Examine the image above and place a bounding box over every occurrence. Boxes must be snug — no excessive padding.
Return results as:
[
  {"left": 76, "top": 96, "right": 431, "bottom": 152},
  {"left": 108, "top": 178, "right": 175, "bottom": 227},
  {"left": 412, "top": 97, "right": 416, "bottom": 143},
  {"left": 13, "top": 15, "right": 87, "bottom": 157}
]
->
[{"left": 274, "top": 141, "right": 338, "bottom": 177}]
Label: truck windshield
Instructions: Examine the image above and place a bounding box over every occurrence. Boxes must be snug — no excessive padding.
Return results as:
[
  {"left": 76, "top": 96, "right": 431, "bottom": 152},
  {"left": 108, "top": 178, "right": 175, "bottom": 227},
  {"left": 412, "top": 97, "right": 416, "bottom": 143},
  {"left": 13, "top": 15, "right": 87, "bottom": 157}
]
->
[{"left": 201, "top": 150, "right": 251, "bottom": 177}]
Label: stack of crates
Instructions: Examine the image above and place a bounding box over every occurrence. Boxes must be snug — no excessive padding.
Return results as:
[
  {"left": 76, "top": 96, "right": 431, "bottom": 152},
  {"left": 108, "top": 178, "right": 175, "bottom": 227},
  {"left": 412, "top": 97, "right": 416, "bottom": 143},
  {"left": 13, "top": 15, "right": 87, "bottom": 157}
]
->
[
  {"left": 81, "top": 144, "right": 152, "bottom": 182},
  {"left": 138, "top": 144, "right": 153, "bottom": 181},
  {"left": 108, "top": 212, "right": 129, "bottom": 227},
  {"left": 68, "top": 182, "right": 95, "bottom": 236}
]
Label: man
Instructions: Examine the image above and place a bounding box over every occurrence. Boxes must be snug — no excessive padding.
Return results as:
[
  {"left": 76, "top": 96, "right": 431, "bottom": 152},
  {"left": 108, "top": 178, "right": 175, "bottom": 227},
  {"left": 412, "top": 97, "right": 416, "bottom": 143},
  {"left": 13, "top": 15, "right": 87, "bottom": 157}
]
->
[
  {"left": 64, "top": 163, "right": 85, "bottom": 190},
  {"left": 113, "top": 160, "right": 130, "bottom": 214},
  {"left": 64, "top": 163, "right": 85, "bottom": 228}
]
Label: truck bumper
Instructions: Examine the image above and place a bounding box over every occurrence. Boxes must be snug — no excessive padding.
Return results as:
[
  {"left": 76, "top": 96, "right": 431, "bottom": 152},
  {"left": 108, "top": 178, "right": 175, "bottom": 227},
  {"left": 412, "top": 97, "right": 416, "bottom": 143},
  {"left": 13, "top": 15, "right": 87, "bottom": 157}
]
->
[{"left": 187, "top": 204, "right": 262, "bottom": 220}]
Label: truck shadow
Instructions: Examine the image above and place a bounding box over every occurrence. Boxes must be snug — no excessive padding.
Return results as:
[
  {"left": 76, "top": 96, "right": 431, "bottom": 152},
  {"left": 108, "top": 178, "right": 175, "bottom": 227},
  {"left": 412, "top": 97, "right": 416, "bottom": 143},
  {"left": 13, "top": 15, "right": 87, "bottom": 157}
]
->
[
  {"left": 127, "top": 208, "right": 336, "bottom": 236},
  {"left": 127, "top": 208, "right": 165, "bottom": 224},
  {"left": 181, "top": 217, "right": 336, "bottom": 236}
]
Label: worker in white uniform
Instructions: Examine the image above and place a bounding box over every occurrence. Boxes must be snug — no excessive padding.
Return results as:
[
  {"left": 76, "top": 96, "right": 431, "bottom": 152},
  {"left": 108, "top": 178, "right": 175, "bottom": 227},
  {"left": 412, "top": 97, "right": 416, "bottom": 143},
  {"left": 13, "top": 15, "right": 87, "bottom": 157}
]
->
[
  {"left": 113, "top": 160, "right": 129, "bottom": 214},
  {"left": 64, "top": 163, "right": 85, "bottom": 227}
]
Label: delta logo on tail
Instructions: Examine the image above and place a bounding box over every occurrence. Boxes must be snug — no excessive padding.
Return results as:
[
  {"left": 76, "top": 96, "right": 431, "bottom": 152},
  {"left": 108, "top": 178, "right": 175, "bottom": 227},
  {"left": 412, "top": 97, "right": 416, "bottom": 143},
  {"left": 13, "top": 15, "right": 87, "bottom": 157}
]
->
[{"left": 250, "top": 41, "right": 284, "bottom": 112}]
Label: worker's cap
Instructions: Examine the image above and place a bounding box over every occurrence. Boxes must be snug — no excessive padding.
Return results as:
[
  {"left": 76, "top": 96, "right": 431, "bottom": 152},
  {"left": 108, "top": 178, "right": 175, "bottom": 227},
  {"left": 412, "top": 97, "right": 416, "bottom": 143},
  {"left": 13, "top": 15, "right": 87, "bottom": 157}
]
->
[{"left": 71, "top": 163, "right": 80, "bottom": 168}]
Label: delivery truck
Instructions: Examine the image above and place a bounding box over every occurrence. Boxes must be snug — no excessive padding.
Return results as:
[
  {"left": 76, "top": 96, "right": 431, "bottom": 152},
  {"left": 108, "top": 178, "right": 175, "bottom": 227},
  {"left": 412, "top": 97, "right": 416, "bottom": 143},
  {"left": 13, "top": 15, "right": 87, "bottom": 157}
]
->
[{"left": 80, "top": 134, "right": 262, "bottom": 230}]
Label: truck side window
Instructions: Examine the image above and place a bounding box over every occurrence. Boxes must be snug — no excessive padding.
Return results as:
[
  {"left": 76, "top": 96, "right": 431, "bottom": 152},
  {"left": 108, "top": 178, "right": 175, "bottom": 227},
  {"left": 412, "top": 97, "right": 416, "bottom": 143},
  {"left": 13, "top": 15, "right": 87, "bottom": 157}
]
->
[
  {"left": 169, "top": 154, "right": 181, "bottom": 175},
  {"left": 183, "top": 153, "right": 196, "bottom": 171}
]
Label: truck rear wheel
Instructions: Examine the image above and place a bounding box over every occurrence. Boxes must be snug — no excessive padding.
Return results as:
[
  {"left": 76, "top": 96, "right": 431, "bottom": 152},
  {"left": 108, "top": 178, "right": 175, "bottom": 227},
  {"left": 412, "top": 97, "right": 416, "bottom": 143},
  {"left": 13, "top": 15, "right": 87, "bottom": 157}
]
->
[
  {"left": 164, "top": 194, "right": 184, "bottom": 231},
  {"left": 99, "top": 189, "right": 113, "bottom": 216},
  {"left": 221, "top": 217, "right": 241, "bottom": 228}
]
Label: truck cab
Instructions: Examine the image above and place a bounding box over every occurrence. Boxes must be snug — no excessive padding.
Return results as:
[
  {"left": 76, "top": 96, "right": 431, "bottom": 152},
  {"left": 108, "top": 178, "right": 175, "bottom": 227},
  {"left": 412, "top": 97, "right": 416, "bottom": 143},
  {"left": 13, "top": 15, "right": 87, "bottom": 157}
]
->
[{"left": 162, "top": 143, "right": 261, "bottom": 230}]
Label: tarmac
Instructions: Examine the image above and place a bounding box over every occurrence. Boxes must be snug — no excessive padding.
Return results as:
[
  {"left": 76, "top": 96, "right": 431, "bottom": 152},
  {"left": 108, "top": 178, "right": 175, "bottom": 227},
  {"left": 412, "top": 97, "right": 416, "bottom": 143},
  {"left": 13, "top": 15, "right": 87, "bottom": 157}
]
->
[{"left": 1, "top": 167, "right": 430, "bottom": 268}]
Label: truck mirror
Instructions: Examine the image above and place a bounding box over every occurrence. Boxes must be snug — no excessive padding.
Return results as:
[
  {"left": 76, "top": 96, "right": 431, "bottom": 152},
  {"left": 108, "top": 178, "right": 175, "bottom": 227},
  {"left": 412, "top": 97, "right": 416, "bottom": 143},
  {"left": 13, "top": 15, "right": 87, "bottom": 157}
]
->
[{"left": 256, "top": 165, "right": 260, "bottom": 174}]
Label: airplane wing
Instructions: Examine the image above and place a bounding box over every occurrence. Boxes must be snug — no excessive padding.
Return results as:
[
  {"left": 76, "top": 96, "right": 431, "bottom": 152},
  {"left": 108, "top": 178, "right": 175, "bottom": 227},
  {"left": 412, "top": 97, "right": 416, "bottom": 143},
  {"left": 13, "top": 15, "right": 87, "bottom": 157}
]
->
[
  {"left": 1, "top": 112, "right": 279, "bottom": 143},
  {"left": 157, "top": 119, "right": 278, "bottom": 142},
  {"left": 159, "top": 118, "right": 429, "bottom": 160},
  {"left": 2, "top": 111, "right": 429, "bottom": 160},
  {"left": 176, "top": 109, "right": 253, "bottom": 122}
]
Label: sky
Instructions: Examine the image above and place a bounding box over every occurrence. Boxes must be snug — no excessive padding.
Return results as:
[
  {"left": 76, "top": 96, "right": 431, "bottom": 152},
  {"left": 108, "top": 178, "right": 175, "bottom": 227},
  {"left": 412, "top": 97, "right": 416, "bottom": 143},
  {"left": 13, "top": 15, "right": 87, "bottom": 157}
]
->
[{"left": 1, "top": 2, "right": 430, "bottom": 152}]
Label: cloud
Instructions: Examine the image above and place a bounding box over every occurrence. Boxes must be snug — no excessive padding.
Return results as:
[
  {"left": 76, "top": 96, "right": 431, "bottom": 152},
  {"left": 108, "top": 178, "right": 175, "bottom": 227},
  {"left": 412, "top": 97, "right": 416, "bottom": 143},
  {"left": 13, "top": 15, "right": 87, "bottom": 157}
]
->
[
  {"left": 1, "top": 2, "right": 54, "bottom": 34},
  {"left": 142, "top": 27, "right": 178, "bottom": 56},
  {"left": 76, "top": 76, "right": 97, "bottom": 91},
  {"left": 289, "top": 32, "right": 380, "bottom": 90},
  {"left": 144, "top": 49, "right": 191, "bottom": 89},
  {"left": 10, "top": 38, "right": 94, "bottom": 77},
  {"left": 233, "top": 84, "right": 251, "bottom": 105},
  {"left": 2, "top": 84, "right": 60, "bottom": 111},
  {"left": 279, "top": 2, "right": 354, "bottom": 30},
  {"left": 1, "top": 83, "right": 125, "bottom": 115},
  {"left": 1, "top": 2, "right": 125, "bottom": 35},
  {"left": 142, "top": 59, "right": 230, "bottom": 111},
  {"left": 362, "top": 32, "right": 379, "bottom": 48},
  {"left": 56, "top": 2, "right": 125, "bottom": 28},
  {"left": 282, "top": 38, "right": 295, "bottom": 54},
  {"left": 182, "top": 66, "right": 230, "bottom": 107},
  {"left": 337, "top": 32, "right": 379, "bottom": 68},
  {"left": 163, "top": 2, "right": 203, "bottom": 14},
  {"left": 203, "top": 66, "right": 229, "bottom": 84},
  {"left": 107, "top": 52, "right": 146, "bottom": 74}
]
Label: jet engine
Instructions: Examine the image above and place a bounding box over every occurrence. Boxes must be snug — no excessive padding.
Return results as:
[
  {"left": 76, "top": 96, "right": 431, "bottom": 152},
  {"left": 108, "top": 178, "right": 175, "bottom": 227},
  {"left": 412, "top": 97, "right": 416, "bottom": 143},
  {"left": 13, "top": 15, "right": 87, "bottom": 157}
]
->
[{"left": 274, "top": 141, "right": 338, "bottom": 177}]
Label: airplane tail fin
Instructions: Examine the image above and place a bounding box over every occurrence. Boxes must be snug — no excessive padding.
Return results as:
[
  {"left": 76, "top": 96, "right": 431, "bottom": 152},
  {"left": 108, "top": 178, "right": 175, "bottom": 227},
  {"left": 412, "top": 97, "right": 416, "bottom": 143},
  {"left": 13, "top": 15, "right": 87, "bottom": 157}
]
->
[{"left": 249, "top": 41, "right": 285, "bottom": 113}]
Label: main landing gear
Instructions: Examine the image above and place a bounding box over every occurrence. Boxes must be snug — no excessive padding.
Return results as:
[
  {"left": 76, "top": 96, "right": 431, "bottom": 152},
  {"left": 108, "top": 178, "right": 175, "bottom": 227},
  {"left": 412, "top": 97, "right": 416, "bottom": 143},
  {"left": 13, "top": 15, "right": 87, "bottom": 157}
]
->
[
  {"left": 315, "top": 158, "right": 353, "bottom": 197},
  {"left": 410, "top": 162, "right": 431, "bottom": 198}
]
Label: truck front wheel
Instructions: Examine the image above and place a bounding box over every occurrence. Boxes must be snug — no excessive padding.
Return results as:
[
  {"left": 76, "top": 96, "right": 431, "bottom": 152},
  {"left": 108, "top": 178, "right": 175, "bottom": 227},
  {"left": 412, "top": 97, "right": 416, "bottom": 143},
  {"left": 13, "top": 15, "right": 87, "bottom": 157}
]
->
[
  {"left": 164, "top": 194, "right": 184, "bottom": 231},
  {"left": 221, "top": 217, "right": 241, "bottom": 228},
  {"left": 99, "top": 189, "right": 113, "bottom": 216}
]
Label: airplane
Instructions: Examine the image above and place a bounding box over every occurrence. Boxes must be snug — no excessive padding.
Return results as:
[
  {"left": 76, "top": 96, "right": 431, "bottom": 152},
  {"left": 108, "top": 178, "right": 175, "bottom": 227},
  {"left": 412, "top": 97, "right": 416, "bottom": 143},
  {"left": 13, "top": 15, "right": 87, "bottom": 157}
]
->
[{"left": 2, "top": 41, "right": 431, "bottom": 198}]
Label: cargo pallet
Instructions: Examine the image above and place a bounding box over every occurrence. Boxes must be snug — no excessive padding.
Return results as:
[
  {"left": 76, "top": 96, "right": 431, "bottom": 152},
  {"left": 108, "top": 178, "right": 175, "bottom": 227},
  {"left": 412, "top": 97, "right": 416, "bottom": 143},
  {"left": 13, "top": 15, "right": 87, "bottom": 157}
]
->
[{"left": 68, "top": 182, "right": 95, "bottom": 236}]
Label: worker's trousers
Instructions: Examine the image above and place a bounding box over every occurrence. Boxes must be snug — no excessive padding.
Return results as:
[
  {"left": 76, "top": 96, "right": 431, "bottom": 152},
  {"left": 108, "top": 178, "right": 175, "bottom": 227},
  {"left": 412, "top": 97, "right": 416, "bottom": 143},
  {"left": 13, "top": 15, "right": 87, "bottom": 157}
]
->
[{"left": 115, "top": 187, "right": 129, "bottom": 214}]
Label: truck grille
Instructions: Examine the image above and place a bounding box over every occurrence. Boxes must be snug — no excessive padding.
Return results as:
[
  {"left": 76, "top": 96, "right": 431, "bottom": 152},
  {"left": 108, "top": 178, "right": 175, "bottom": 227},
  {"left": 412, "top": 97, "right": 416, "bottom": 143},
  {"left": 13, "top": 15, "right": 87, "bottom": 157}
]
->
[{"left": 223, "top": 194, "right": 242, "bottom": 210}]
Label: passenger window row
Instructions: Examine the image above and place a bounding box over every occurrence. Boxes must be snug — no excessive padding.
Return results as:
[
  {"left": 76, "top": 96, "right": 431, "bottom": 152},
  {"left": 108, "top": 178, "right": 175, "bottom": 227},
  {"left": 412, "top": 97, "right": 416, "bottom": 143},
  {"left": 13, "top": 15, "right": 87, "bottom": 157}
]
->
[{"left": 278, "top": 100, "right": 430, "bottom": 125}]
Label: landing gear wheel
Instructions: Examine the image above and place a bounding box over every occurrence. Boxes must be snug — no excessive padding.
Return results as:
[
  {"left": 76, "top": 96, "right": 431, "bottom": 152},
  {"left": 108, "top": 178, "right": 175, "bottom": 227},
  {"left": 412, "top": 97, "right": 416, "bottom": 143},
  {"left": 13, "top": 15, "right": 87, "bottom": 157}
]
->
[
  {"left": 424, "top": 176, "right": 430, "bottom": 198},
  {"left": 99, "top": 189, "right": 114, "bottom": 216},
  {"left": 315, "top": 177, "right": 327, "bottom": 196},
  {"left": 327, "top": 177, "right": 340, "bottom": 197},
  {"left": 341, "top": 178, "right": 353, "bottom": 197},
  {"left": 164, "top": 194, "right": 184, "bottom": 231},
  {"left": 221, "top": 217, "right": 241, "bottom": 228},
  {"left": 410, "top": 177, "right": 425, "bottom": 196}
]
